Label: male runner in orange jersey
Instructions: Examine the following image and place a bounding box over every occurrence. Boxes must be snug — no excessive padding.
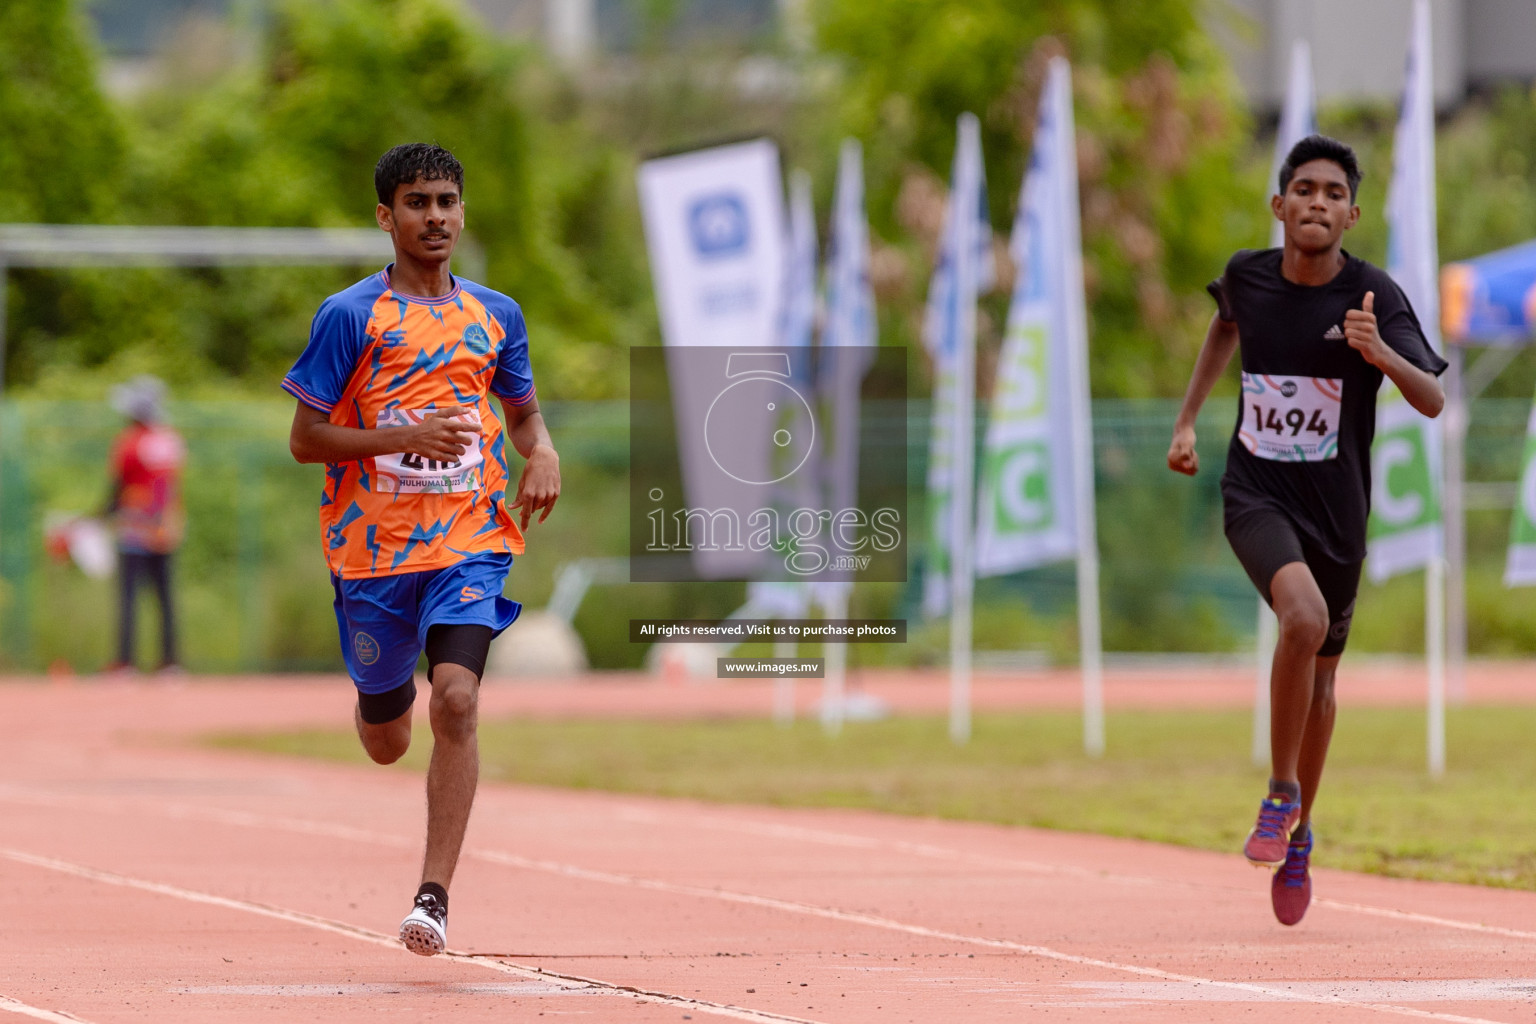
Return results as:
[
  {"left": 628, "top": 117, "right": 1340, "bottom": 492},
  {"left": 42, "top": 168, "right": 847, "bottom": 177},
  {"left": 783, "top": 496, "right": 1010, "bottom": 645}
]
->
[{"left": 284, "top": 143, "right": 560, "bottom": 955}]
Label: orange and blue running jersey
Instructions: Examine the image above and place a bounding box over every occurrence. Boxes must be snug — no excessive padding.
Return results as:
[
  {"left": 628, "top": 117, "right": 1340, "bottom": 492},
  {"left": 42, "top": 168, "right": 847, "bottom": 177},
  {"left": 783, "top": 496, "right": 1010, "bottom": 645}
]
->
[{"left": 282, "top": 267, "right": 537, "bottom": 579}]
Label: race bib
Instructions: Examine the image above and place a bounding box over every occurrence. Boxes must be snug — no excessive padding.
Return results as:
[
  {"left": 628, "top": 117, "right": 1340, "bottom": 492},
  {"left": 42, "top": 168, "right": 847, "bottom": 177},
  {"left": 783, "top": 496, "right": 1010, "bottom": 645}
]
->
[
  {"left": 374, "top": 407, "right": 484, "bottom": 494},
  {"left": 1238, "top": 373, "right": 1341, "bottom": 462}
]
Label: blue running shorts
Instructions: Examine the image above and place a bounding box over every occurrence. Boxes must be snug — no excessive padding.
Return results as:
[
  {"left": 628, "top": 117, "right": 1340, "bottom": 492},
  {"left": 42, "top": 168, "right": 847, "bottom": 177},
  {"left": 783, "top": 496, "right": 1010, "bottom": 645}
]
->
[{"left": 331, "top": 552, "right": 521, "bottom": 694}]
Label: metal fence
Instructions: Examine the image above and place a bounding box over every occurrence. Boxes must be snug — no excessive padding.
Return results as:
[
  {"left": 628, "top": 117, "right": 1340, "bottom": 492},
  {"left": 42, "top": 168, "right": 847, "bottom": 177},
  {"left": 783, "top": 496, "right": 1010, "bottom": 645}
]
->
[{"left": 1, "top": 396, "right": 1531, "bottom": 673}]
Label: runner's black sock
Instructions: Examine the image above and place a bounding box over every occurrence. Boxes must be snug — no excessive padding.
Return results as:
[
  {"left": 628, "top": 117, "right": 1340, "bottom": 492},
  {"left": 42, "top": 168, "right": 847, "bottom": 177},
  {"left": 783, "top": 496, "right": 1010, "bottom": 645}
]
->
[
  {"left": 1267, "top": 778, "right": 1301, "bottom": 802},
  {"left": 416, "top": 882, "right": 448, "bottom": 911}
]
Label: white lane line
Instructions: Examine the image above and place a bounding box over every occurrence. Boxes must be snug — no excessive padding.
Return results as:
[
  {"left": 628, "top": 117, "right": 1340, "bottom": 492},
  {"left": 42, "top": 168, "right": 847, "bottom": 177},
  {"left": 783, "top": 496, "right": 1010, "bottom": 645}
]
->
[
  {"left": 1056, "top": 980, "right": 1536, "bottom": 1004},
  {"left": 613, "top": 805, "right": 1536, "bottom": 943},
  {"left": 175, "top": 983, "right": 602, "bottom": 996},
  {"left": 0, "top": 995, "right": 94, "bottom": 1024},
  {"left": 0, "top": 848, "right": 823, "bottom": 1024},
  {"left": 1311, "top": 898, "right": 1536, "bottom": 942},
  {"left": 1, "top": 788, "right": 1528, "bottom": 1023},
  {"left": 464, "top": 848, "right": 1513, "bottom": 1024},
  {"left": 11, "top": 784, "right": 1536, "bottom": 947}
]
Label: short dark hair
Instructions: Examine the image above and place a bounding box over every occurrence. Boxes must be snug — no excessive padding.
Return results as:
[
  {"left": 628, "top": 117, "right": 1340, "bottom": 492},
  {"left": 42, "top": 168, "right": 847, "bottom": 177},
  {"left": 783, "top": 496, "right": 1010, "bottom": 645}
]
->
[
  {"left": 1278, "top": 134, "right": 1362, "bottom": 202},
  {"left": 374, "top": 143, "right": 465, "bottom": 206}
]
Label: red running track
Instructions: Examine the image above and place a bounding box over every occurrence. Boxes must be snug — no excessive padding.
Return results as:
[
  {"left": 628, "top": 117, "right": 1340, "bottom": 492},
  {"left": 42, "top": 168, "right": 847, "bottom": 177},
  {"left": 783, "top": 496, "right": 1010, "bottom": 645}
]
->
[{"left": 2, "top": 669, "right": 1535, "bottom": 1023}]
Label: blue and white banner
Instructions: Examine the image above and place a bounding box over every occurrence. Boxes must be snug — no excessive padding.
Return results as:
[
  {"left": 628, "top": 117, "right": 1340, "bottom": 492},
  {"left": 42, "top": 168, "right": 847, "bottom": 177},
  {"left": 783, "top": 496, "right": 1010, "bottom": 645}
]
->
[
  {"left": 975, "top": 57, "right": 1087, "bottom": 576},
  {"left": 923, "top": 113, "right": 994, "bottom": 618},
  {"left": 638, "top": 138, "right": 786, "bottom": 349},
  {"left": 814, "top": 140, "right": 878, "bottom": 607},
  {"left": 780, "top": 168, "right": 818, "bottom": 352},
  {"left": 637, "top": 139, "right": 788, "bottom": 578},
  {"left": 1270, "top": 39, "right": 1316, "bottom": 249},
  {"left": 1369, "top": 0, "right": 1444, "bottom": 583},
  {"left": 1506, "top": 400, "right": 1536, "bottom": 586},
  {"left": 746, "top": 168, "right": 821, "bottom": 616}
]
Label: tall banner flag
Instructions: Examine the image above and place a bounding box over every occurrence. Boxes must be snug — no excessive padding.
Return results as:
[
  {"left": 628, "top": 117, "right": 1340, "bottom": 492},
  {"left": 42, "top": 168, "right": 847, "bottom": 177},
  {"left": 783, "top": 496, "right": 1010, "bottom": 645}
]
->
[
  {"left": 1270, "top": 40, "right": 1317, "bottom": 249},
  {"left": 637, "top": 138, "right": 788, "bottom": 578},
  {"left": 638, "top": 138, "right": 786, "bottom": 350},
  {"left": 923, "top": 113, "right": 994, "bottom": 744},
  {"left": 1505, "top": 399, "right": 1536, "bottom": 585},
  {"left": 1369, "top": 0, "right": 1444, "bottom": 583},
  {"left": 819, "top": 140, "right": 877, "bottom": 524},
  {"left": 923, "top": 114, "right": 993, "bottom": 621},
  {"left": 815, "top": 140, "right": 877, "bottom": 731},
  {"left": 974, "top": 58, "right": 1104, "bottom": 755},
  {"left": 1371, "top": 0, "right": 1446, "bottom": 777},
  {"left": 1255, "top": 37, "right": 1316, "bottom": 765},
  {"left": 976, "top": 58, "right": 1083, "bottom": 576},
  {"left": 746, "top": 167, "right": 820, "bottom": 625},
  {"left": 780, "top": 169, "right": 818, "bottom": 352}
]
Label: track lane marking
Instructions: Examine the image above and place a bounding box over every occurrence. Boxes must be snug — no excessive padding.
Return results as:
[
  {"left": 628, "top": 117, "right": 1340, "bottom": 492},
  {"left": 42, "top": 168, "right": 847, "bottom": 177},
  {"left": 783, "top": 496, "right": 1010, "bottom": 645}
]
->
[
  {"left": 7, "top": 785, "right": 1536, "bottom": 944},
  {"left": 613, "top": 805, "right": 1536, "bottom": 943},
  {"left": 0, "top": 996, "right": 95, "bottom": 1024},
  {"left": 3, "top": 794, "right": 1525, "bottom": 1024},
  {"left": 0, "top": 848, "right": 823, "bottom": 1024}
]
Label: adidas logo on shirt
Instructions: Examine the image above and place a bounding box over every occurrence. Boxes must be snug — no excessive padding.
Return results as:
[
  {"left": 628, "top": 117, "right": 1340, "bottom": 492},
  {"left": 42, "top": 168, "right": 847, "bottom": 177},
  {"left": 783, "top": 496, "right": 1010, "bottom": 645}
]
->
[{"left": 1324, "top": 324, "right": 1345, "bottom": 340}]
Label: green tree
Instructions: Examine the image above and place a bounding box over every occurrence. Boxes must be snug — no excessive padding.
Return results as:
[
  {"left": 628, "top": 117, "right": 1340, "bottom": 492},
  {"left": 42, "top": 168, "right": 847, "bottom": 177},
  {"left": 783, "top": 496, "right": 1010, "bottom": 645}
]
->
[
  {"left": 3, "top": 0, "right": 645, "bottom": 398},
  {"left": 0, "top": 0, "right": 130, "bottom": 387},
  {"left": 813, "top": 0, "right": 1262, "bottom": 397},
  {"left": 0, "top": 0, "right": 124, "bottom": 223},
  {"left": 121, "top": 0, "right": 633, "bottom": 395}
]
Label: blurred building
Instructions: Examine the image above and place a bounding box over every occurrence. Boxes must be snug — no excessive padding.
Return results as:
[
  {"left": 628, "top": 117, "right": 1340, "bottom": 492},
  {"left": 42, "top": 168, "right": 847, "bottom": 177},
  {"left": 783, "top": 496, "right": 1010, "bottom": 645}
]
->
[
  {"left": 1218, "top": 0, "right": 1536, "bottom": 110},
  {"left": 82, "top": 0, "right": 1536, "bottom": 107},
  {"left": 467, "top": 0, "right": 792, "bottom": 57}
]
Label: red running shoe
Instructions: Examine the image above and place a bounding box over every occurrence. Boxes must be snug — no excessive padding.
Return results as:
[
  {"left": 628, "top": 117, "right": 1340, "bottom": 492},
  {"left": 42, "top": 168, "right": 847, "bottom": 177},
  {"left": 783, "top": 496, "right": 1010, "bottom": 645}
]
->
[
  {"left": 1271, "top": 825, "right": 1313, "bottom": 925},
  {"left": 1243, "top": 793, "right": 1301, "bottom": 867}
]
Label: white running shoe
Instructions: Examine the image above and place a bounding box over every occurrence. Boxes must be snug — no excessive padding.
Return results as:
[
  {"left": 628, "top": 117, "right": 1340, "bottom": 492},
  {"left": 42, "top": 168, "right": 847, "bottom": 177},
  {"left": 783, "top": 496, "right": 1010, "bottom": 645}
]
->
[{"left": 399, "top": 892, "right": 447, "bottom": 956}]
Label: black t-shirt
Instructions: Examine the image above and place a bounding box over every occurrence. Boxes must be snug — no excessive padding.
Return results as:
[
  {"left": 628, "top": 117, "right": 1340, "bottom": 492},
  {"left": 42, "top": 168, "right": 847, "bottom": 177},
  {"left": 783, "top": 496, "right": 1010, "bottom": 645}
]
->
[{"left": 1210, "top": 248, "right": 1447, "bottom": 564}]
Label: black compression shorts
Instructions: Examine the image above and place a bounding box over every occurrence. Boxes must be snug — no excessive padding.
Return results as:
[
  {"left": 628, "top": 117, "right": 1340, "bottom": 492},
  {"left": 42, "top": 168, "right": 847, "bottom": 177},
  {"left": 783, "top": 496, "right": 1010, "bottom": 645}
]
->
[
  {"left": 355, "top": 624, "right": 494, "bottom": 724},
  {"left": 1225, "top": 508, "right": 1362, "bottom": 658}
]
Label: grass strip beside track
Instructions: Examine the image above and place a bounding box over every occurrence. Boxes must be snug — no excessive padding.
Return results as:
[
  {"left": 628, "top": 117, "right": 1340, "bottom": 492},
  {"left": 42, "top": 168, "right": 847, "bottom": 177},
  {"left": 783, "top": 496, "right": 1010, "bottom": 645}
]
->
[{"left": 211, "top": 706, "right": 1536, "bottom": 891}]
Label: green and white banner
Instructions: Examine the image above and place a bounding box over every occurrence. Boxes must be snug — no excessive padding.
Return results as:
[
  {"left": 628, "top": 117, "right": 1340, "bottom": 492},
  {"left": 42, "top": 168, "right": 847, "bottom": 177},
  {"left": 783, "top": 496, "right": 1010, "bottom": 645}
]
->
[
  {"left": 976, "top": 59, "right": 1081, "bottom": 574},
  {"left": 1505, "top": 402, "right": 1536, "bottom": 585},
  {"left": 922, "top": 114, "right": 992, "bottom": 618},
  {"left": 1368, "top": 1, "right": 1443, "bottom": 584},
  {"left": 1368, "top": 383, "right": 1442, "bottom": 581}
]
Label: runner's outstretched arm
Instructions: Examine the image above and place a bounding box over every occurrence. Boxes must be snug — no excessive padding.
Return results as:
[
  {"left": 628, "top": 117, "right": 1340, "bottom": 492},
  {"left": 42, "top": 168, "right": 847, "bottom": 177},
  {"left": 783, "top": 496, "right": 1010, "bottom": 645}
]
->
[
  {"left": 1168, "top": 314, "right": 1240, "bottom": 476},
  {"left": 287, "top": 401, "right": 477, "bottom": 465},
  {"left": 500, "top": 398, "right": 561, "bottom": 529},
  {"left": 1344, "top": 291, "right": 1445, "bottom": 418}
]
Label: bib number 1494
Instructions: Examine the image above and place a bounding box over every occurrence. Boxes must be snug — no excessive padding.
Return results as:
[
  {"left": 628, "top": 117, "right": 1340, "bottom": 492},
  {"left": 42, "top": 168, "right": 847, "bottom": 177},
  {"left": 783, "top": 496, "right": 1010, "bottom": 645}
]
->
[{"left": 1238, "top": 373, "right": 1342, "bottom": 463}]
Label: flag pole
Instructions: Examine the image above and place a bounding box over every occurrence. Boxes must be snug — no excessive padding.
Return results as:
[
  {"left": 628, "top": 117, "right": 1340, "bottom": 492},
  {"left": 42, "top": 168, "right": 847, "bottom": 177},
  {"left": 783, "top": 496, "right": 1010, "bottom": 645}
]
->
[
  {"left": 1046, "top": 59, "right": 1104, "bottom": 757},
  {"left": 949, "top": 114, "right": 982, "bottom": 745},
  {"left": 1427, "top": 554, "right": 1446, "bottom": 777}
]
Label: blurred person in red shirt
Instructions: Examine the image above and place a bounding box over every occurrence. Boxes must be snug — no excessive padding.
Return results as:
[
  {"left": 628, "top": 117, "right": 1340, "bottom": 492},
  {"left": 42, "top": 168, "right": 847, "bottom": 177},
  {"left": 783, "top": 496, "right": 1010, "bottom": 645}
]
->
[{"left": 104, "top": 375, "right": 186, "bottom": 673}]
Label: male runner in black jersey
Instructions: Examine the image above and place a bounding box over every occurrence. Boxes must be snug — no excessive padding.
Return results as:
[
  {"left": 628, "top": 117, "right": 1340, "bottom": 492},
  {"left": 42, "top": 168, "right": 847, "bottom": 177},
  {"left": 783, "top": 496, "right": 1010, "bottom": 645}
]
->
[{"left": 1167, "top": 135, "right": 1445, "bottom": 925}]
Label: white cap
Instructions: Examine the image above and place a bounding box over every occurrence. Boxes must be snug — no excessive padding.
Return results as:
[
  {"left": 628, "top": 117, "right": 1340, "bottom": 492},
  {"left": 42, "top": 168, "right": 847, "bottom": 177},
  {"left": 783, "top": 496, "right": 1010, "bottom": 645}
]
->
[{"left": 110, "top": 374, "right": 168, "bottom": 424}]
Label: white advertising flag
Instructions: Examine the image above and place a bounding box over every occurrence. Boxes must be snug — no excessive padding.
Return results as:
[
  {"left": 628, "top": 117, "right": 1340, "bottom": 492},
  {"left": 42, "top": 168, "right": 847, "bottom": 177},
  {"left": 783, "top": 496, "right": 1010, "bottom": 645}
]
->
[
  {"left": 637, "top": 138, "right": 786, "bottom": 349},
  {"left": 976, "top": 58, "right": 1083, "bottom": 575},
  {"left": 1505, "top": 400, "right": 1536, "bottom": 586},
  {"left": 637, "top": 139, "right": 788, "bottom": 578},
  {"left": 746, "top": 167, "right": 820, "bottom": 619},
  {"left": 1369, "top": 0, "right": 1443, "bottom": 582},
  {"left": 814, "top": 140, "right": 877, "bottom": 611},
  {"left": 923, "top": 114, "right": 993, "bottom": 619},
  {"left": 780, "top": 168, "right": 817, "bottom": 351},
  {"left": 1270, "top": 40, "right": 1317, "bottom": 249}
]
